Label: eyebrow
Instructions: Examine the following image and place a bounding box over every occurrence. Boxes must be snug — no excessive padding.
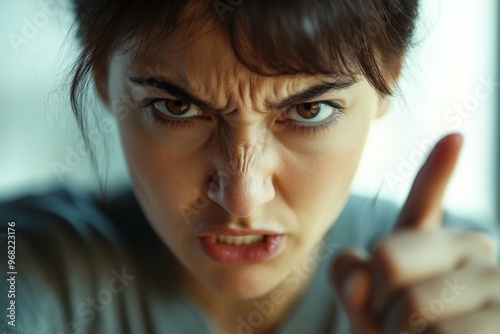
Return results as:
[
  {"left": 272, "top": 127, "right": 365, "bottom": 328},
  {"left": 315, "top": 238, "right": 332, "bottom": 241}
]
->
[
  {"left": 128, "top": 76, "right": 357, "bottom": 113},
  {"left": 271, "top": 79, "right": 356, "bottom": 110}
]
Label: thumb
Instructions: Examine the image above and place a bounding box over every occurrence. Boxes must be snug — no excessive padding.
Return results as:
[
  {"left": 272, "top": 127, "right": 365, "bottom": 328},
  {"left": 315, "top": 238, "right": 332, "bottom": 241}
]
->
[{"left": 330, "top": 250, "right": 379, "bottom": 333}]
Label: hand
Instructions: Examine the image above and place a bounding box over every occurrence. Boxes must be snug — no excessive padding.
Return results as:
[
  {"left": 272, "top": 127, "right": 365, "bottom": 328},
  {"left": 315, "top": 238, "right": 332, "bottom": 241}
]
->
[{"left": 330, "top": 133, "right": 500, "bottom": 334}]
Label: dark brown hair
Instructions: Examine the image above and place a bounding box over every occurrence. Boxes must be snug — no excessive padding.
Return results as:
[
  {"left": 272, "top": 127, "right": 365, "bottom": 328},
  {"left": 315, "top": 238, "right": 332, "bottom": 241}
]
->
[{"left": 68, "top": 0, "right": 419, "bottom": 192}]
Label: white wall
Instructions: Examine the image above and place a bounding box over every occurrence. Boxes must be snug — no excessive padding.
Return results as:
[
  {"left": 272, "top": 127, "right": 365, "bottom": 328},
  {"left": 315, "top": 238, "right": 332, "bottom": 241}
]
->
[
  {"left": 0, "top": 0, "right": 498, "bottom": 222},
  {"left": 0, "top": 0, "right": 129, "bottom": 198},
  {"left": 351, "top": 0, "right": 498, "bottom": 223}
]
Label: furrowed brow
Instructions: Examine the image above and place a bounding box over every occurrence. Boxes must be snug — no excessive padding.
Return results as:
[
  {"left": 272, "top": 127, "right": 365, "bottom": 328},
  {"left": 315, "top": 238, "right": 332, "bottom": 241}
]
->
[
  {"left": 129, "top": 76, "right": 357, "bottom": 113},
  {"left": 128, "top": 76, "right": 222, "bottom": 113},
  {"left": 271, "top": 79, "right": 357, "bottom": 110}
]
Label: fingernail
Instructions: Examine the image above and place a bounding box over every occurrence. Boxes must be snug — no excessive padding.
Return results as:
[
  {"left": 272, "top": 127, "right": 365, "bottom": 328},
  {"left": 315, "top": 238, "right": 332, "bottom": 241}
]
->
[
  {"left": 341, "top": 269, "right": 370, "bottom": 310},
  {"left": 436, "top": 133, "right": 463, "bottom": 150}
]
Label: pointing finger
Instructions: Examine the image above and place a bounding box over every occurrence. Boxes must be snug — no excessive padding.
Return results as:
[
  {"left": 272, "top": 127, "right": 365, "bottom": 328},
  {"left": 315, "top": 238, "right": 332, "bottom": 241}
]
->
[{"left": 394, "top": 133, "right": 463, "bottom": 231}]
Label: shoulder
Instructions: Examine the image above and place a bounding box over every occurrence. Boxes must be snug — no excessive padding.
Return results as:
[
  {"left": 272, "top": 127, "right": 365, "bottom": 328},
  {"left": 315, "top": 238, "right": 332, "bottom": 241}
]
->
[
  {"left": 328, "top": 193, "right": 401, "bottom": 250},
  {"left": 0, "top": 188, "right": 166, "bottom": 333},
  {"left": 0, "top": 188, "right": 139, "bottom": 266}
]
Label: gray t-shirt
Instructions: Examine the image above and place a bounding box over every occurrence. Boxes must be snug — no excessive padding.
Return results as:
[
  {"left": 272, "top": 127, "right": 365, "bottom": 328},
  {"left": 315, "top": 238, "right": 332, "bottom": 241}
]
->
[{"left": 0, "top": 188, "right": 498, "bottom": 334}]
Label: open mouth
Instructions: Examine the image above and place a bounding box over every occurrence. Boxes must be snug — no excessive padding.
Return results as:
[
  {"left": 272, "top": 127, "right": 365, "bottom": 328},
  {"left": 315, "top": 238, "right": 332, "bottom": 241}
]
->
[
  {"left": 215, "top": 234, "right": 265, "bottom": 246},
  {"left": 198, "top": 234, "right": 284, "bottom": 265}
]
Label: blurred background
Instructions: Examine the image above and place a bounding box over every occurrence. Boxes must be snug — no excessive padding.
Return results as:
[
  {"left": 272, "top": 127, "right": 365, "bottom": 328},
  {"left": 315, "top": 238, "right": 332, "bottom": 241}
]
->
[{"left": 0, "top": 0, "right": 498, "bottom": 225}]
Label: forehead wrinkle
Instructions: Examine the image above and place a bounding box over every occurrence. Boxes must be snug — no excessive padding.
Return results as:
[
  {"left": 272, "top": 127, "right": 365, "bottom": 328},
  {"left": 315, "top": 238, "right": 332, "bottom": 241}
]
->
[
  {"left": 211, "top": 62, "right": 320, "bottom": 116},
  {"left": 186, "top": 60, "right": 275, "bottom": 115},
  {"left": 233, "top": 73, "right": 271, "bottom": 114},
  {"left": 136, "top": 21, "right": 333, "bottom": 116},
  {"left": 180, "top": 31, "right": 309, "bottom": 116}
]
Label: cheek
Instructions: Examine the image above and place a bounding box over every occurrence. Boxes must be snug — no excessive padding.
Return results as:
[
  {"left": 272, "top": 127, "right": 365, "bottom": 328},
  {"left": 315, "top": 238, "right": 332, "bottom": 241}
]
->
[
  {"left": 282, "top": 106, "right": 375, "bottom": 221},
  {"left": 278, "top": 101, "right": 376, "bottom": 250},
  {"left": 116, "top": 114, "right": 209, "bottom": 238},
  {"left": 278, "top": 143, "right": 363, "bottom": 252}
]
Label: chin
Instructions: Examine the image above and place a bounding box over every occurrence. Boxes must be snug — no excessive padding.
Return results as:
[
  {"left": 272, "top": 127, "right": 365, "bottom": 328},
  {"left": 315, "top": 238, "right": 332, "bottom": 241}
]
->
[{"left": 204, "top": 265, "right": 281, "bottom": 300}]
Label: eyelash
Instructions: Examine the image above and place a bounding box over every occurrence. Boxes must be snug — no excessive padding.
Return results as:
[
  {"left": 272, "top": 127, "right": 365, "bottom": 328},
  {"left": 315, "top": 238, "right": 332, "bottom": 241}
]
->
[
  {"left": 142, "top": 98, "right": 201, "bottom": 131},
  {"left": 141, "top": 98, "right": 346, "bottom": 135},
  {"left": 284, "top": 101, "right": 346, "bottom": 135}
]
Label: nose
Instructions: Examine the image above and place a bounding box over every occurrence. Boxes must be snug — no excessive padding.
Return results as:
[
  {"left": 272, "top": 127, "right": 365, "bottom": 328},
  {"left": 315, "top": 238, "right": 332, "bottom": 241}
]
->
[
  {"left": 205, "top": 142, "right": 276, "bottom": 218},
  {"left": 206, "top": 171, "right": 275, "bottom": 218}
]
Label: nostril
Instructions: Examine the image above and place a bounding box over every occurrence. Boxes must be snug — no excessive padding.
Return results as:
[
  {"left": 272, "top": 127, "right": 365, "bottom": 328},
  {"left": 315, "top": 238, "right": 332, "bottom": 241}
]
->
[
  {"left": 207, "top": 169, "right": 233, "bottom": 193},
  {"left": 205, "top": 172, "right": 219, "bottom": 199},
  {"left": 206, "top": 181, "right": 218, "bottom": 200}
]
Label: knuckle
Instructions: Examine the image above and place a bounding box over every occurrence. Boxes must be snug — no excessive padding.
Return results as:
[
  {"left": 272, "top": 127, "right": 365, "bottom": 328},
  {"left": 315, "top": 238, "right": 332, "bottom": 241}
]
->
[{"left": 465, "top": 232, "right": 498, "bottom": 261}]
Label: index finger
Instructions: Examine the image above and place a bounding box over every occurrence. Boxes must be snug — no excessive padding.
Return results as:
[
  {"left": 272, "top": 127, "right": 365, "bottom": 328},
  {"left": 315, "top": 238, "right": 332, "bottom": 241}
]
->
[{"left": 394, "top": 133, "right": 463, "bottom": 231}]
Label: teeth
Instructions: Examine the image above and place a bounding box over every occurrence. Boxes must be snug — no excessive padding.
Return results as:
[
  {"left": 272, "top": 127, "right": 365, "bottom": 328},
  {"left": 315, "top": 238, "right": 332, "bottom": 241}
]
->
[{"left": 216, "top": 235, "right": 265, "bottom": 246}]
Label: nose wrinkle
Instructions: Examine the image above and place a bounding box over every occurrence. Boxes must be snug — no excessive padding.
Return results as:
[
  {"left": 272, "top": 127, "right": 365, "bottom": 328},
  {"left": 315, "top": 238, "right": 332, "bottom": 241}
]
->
[
  {"left": 219, "top": 121, "right": 262, "bottom": 178},
  {"left": 227, "top": 142, "right": 258, "bottom": 177},
  {"left": 209, "top": 132, "right": 269, "bottom": 205},
  {"left": 215, "top": 141, "right": 261, "bottom": 198}
]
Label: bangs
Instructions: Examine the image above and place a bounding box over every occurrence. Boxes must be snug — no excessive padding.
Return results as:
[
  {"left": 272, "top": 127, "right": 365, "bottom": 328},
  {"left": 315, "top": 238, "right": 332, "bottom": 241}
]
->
[
  {"left": 225, "top": 0, "right": 407, "bottom": 95},
  {"left": 228, "top": 1, "right": 360, "bottom": 77},
  {"left": 223, "top": 0, "right": 418, "bottom": 95},
  {"left": 73, "top": 0, "right": 417, "bottom": 97}
]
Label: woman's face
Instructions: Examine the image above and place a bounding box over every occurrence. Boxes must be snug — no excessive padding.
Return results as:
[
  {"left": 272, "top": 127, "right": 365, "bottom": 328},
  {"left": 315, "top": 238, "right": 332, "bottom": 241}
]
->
[{"left": 100, "top": 21, "right": 389, "bottom": 299}]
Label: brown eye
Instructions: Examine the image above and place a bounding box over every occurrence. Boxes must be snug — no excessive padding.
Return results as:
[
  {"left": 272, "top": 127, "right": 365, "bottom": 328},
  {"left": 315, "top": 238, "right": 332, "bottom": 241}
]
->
[
  {"left": 152, "top": 99, "right": 200, "bottom": 118},
  {"left": 287, "top": 101, "right": 340, "bottom": 124},
  {"left": 296, "top": 102, "right": 321, "bottom": 119},
  {"left": 165, "top": 100, "right": 191, "bottom": 115}
]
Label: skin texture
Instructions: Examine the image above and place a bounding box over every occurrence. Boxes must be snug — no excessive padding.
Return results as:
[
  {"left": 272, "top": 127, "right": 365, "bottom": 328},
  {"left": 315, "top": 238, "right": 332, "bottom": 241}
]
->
[
  {"left": 95, "top": 16, "right": 500, "bottom": 334},
  {"left": 96, "top": 19, "right": 389, "bottom": 332}
]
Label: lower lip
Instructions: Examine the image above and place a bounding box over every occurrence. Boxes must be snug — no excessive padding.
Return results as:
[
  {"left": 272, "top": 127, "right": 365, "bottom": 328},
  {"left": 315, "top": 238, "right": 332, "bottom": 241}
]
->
[{"left": 198, "top": 235, "right": 284, "bottom": 265}]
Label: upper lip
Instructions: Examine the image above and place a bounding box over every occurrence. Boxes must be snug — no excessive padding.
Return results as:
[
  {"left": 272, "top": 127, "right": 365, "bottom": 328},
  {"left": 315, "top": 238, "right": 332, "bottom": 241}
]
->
[{"left": 196, "top": 226, "right": 284, "bottom": 237}]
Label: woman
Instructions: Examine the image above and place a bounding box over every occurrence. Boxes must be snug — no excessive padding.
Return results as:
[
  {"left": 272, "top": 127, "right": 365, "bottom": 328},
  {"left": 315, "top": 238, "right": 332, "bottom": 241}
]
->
[{"left": 1, "top": 0, "right": 499, "bottom": 333}]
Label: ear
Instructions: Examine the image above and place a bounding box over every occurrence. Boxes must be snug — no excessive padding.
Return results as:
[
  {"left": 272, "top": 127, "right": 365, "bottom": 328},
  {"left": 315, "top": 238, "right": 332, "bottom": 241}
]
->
[
  {"left": 93, "top": 63, "right": 110, "bottom": 107},
  {"left": 375, "top": 58, "right": 403, "bottom": 119},
  {"left": 375, "top": 97, "right": 391, "bottom": 118}
]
